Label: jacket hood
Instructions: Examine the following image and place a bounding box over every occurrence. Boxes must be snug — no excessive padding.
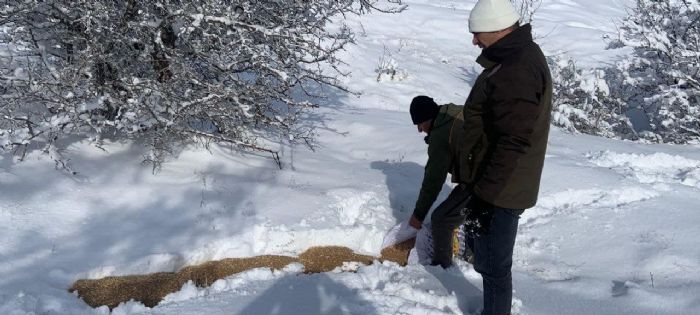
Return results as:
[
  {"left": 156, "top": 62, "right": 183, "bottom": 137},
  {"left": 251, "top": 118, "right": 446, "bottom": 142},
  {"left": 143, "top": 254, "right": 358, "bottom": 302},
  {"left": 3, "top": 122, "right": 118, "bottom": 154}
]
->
[
  {"left": 426, "top": 104, "right": 462, "bottom": 143},
  {"left": 432, "top": 104, "right": 462, "bottom": 129}
]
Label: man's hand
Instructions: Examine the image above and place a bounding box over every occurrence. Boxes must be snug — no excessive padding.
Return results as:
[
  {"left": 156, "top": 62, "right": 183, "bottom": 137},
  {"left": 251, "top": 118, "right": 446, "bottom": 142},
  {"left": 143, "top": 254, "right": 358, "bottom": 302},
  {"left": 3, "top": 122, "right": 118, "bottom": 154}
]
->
[
  {"left": 409, "top": 215, "right": 422, "bottom": 229},
  {"left": 464, "top": 195, "right": 494, "bottom": 236}
]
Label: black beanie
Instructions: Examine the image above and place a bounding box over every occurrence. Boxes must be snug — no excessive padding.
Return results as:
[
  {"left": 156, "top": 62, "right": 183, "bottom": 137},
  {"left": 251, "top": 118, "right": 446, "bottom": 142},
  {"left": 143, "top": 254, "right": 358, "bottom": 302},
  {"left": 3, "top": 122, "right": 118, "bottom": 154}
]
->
[{"left": 410, "top": 95, "right": 439, "bottom": 124}]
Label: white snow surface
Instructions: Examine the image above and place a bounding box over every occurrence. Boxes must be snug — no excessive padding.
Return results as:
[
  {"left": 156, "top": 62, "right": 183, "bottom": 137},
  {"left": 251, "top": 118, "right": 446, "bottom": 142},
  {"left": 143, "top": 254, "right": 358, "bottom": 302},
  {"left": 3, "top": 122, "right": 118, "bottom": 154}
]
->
[{"left": 2, "top": 0, "right": 700, "bottom": 314}]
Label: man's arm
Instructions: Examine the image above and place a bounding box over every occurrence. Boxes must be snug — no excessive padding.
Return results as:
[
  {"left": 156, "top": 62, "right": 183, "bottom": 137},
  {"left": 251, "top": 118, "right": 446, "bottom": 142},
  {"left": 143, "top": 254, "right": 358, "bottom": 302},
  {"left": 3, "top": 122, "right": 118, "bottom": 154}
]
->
[{"left": 412, "top": 133, "right": 451, "bottom": 225}]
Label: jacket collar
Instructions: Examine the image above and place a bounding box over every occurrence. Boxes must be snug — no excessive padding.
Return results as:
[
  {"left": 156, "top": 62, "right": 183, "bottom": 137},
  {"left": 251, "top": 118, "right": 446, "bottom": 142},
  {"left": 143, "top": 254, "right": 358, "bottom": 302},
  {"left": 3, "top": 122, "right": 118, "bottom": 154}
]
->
[{"left": 477, "top": 24, "right": 533, "bottom": 67}]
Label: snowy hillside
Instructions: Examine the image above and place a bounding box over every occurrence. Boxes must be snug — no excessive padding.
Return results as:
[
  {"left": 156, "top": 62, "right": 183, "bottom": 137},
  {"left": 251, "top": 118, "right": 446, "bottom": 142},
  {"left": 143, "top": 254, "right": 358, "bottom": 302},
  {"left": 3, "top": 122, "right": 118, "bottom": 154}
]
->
[{"left": 1, "top": 0, "right": 699, "bottom": 314}]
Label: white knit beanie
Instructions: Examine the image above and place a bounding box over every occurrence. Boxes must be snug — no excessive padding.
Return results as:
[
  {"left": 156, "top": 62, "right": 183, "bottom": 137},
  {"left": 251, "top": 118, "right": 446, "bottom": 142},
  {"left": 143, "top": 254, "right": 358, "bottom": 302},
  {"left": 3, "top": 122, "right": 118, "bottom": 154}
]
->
[{"left": 468, "top": 0, "right": 521, "bottom": 33}]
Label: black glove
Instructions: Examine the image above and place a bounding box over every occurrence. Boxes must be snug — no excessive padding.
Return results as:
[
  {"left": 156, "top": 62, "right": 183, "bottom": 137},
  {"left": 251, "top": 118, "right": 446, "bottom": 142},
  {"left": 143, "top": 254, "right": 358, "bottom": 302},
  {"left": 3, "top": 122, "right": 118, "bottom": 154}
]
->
[{"left": 463, "top": 195, "right": 494, "bottom": 236}]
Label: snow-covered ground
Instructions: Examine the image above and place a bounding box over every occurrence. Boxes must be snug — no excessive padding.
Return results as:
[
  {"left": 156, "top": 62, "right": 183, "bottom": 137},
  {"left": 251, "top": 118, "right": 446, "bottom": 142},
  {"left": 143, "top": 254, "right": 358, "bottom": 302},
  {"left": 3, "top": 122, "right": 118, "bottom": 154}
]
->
[{"left": 2, "top": 0, "right": 699, "bottom": 314}]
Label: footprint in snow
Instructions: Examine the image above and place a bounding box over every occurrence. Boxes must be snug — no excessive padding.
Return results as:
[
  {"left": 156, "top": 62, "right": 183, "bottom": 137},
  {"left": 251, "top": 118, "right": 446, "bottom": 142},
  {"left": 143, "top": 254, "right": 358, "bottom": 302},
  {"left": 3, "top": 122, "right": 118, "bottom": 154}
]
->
[
  {"left": 587, "top": 151, "right": 700, "bottom": 189},
  {"left": 520, "top": 186, "right": 659, "bottom": 228}
]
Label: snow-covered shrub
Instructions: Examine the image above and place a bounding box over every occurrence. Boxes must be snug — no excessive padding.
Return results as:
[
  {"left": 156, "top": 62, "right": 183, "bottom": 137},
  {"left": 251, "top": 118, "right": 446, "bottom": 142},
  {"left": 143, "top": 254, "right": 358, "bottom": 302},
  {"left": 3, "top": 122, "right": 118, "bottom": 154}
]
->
[
  {"left": 549, "top": 0, "right": 699, "bottom": 144},
  {"left": 0, "top": 0, "right": 404, "bottom": 167},
  {"left": 609, "top": 0, "right": 700, "bottom": 144},
  {"left": 375, "top": 47, "right": 408, "bottom": 82},
  {"left": 375, "top": 47, "right": 398, "bottom": 82},
  {"left": 548, "top": 55, "right": 636, "bottom": 139}
]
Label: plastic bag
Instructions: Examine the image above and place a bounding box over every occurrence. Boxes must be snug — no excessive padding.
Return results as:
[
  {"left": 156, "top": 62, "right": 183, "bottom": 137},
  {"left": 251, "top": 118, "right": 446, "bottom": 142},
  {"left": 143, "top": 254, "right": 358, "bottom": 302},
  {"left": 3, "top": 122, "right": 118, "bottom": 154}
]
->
[
  {"left": 408, "top": 222, "right": 434, "bottom": 265},
  {"left": 407, "top": 222, "right": 468, "bottom": 265},
  {"left": 383, "top": 220, "right": 469, "bottom": 266},
  {"left": 381, "top": 221, "right": 418, "bottom": 249}
]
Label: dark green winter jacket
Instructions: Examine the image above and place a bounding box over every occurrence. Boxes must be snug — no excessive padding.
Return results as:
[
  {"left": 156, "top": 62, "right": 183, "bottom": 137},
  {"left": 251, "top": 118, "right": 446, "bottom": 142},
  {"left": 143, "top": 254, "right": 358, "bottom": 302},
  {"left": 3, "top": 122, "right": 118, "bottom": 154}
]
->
[
  {"left": 458, "top": 24, "right": 552, "bottom": 210},
  {"left": 412, "top": 103, "right": 465, "bottom": 222}
]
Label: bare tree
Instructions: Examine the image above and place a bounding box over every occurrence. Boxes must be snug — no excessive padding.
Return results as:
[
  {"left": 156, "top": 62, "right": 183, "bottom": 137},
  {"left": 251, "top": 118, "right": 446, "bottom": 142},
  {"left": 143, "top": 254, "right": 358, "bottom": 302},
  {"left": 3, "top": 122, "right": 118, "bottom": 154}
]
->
[
  {"left": 511, "top": 0, "right": 542, "bottom": 24},
  {"left": 0, "top": 0, "right": 405, "bottom": 169}
]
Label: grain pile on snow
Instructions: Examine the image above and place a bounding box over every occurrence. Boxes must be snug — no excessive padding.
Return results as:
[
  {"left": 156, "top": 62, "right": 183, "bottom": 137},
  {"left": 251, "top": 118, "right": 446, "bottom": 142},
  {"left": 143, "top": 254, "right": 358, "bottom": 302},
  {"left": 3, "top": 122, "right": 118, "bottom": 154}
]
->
[{"left": 70, "top": 245, "right": 411, "bottom": 308}]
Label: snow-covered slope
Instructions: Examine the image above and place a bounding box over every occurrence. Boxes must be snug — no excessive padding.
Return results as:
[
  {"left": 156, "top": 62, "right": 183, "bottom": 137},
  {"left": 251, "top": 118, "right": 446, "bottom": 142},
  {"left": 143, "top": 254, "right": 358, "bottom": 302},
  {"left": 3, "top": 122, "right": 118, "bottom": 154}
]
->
[{"left": 2, "top": 0, "right": 699, "bottom": 314}]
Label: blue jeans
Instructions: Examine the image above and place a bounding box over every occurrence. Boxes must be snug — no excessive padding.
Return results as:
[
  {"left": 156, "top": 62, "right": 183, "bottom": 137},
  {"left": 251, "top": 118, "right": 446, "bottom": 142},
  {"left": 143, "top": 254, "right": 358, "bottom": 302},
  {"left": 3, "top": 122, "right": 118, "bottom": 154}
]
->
[{"left": 468, "top": 208, "right": 523, "bottom": 315}]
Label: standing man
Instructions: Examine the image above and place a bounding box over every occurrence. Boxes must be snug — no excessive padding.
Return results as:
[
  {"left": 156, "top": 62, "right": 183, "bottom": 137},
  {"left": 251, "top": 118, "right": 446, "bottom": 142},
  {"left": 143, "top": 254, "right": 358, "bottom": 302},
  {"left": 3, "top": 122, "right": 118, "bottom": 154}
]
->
[{"left": 435, "top": 0, "right": 553, "bottom": 314}]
